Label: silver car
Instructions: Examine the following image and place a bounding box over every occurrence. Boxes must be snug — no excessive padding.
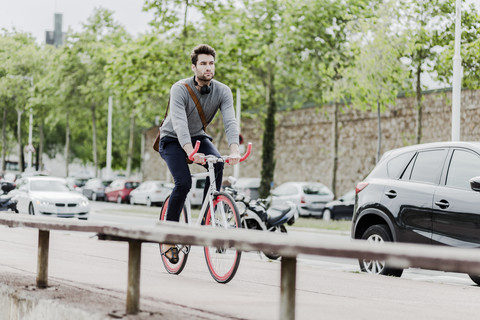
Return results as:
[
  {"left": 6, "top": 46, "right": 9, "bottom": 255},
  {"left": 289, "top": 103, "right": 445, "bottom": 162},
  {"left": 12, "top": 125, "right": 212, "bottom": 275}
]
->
[
  {"left": 270, "top": 181, "right": 334, "bottom": 217},
  {"left": 129, "top": 180, "right": 174, "bottom": 206},
  {"left": 14, "top": 176, "right": 90, "bottom": 220}
]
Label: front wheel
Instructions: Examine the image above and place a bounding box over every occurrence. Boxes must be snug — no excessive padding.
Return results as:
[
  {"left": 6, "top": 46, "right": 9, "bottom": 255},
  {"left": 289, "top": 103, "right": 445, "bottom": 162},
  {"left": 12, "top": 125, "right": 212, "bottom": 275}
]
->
[
  {"left": 204, "top": 192, "right": 242, "bottom": 284},
  {"left": 359, "top": 224, "right": 403, "bottom": 277},
  {"left": 263, "top": 225, "right": 287, "bottom": 260},
  {"left": 159, "top": 195, "right": 189, "bottom": 275}
]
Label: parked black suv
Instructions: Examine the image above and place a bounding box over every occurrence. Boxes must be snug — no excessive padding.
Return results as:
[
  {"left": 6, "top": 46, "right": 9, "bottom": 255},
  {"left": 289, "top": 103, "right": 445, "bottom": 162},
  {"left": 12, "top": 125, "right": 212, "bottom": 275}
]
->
[{"left": 351, "top": 141, "right": 480, "bottom": 284}]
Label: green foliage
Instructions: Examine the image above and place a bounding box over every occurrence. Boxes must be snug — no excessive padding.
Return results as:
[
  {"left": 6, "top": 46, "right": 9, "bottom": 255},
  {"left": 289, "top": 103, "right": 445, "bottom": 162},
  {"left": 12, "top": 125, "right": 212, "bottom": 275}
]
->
[{"left": 1, "top": 0, "right": 478, "bottom": 180}]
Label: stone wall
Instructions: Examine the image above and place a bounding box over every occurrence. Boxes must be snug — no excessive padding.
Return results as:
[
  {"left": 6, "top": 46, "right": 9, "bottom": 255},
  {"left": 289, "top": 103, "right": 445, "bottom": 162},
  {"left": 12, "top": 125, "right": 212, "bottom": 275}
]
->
[{"left": 143, "top": 89, "right": 480, "bottom": 197}]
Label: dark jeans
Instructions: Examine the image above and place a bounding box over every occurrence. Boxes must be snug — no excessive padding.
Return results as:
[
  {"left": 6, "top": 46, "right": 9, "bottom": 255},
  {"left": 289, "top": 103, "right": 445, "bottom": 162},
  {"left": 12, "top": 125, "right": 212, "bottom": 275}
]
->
[{"left": 159, "top": 135, "right": 224, "bottom": 222}]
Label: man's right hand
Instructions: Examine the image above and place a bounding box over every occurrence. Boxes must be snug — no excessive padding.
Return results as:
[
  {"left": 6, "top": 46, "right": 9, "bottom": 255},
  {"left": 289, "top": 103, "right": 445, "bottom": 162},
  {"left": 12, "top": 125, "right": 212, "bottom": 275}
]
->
[{"left": 184, "top": 143, "right": 205, "bottom": 164}]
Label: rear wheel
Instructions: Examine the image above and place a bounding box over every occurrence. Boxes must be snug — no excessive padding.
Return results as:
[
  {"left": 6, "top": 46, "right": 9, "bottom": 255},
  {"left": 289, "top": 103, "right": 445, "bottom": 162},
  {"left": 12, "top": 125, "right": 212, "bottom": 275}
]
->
[
  {"left": 263, "top": 225, "right": 287, "bottom": 260},
  {"left": 204, "top": 192, "right": 242, "bottom": 283},
  {"left": 159, "top": 195, "right": 189, "bottom": 275},
  {"left": 322, "top": 209, "right": 332, "bottom": 221},
  {"left": 359, "top": 224, "right": 403, "bottom": 277}
]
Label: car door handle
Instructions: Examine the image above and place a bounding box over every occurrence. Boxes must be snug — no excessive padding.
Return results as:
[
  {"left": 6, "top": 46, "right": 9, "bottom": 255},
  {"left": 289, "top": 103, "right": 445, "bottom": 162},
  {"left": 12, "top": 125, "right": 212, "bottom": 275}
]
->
[
  {"left": 435, "top": 200, "right": 449, "bottom": 209},
  {"left": 385, "top": 190, "right": 397, "bottom": 199}
]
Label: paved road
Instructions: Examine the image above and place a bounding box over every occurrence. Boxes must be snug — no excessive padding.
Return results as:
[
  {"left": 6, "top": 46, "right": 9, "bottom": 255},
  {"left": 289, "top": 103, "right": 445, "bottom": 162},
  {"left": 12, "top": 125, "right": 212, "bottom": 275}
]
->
[
  {"left": 89, "top": 201, "right": 476, "bottom": 288},
  {"left": 1, "top": 202, "right": 479, "bottom": 319}
]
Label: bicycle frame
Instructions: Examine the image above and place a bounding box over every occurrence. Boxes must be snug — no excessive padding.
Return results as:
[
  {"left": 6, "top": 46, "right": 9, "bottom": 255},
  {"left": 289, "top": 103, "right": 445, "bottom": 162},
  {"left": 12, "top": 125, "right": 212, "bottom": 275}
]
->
[{"left": 186, "top": 159, "right": 228, "bottom": 228}]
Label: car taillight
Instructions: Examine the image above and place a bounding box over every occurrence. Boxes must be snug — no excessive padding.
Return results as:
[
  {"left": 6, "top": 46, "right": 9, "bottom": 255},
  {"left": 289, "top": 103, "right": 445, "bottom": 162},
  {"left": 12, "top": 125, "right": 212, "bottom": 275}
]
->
[
  {"left": 300, "top": 196, "right": 306, "bottom": 204},
  {"left": 355, "top": 182, "right": 369, "bottom": 194}
]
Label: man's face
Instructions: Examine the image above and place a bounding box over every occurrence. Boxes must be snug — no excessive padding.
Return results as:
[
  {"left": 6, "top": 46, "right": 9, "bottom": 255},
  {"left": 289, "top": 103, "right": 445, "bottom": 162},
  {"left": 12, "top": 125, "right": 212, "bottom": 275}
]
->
[{"left": 192, "top": 54, "right": 215, "bottom": 82}]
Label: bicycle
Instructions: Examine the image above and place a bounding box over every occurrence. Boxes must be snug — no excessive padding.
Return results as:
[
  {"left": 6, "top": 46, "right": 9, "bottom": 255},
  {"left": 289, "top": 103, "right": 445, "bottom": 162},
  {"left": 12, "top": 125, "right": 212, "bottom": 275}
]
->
[{"left": 159, "top": 141, "right": 252, "bottom": 283}]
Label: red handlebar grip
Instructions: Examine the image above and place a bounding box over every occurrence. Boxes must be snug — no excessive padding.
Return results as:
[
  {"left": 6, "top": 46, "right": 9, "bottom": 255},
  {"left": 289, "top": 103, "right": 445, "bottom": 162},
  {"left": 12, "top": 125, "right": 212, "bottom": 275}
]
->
[
  {"left": 226, "top": 142, "right": 252, "bottom": 164},
  {"left": 239, "top": 143, "right": 252, "bottom": 162},
  {"left": 188, "top": 141, "right": 201, "bottom": 161}
]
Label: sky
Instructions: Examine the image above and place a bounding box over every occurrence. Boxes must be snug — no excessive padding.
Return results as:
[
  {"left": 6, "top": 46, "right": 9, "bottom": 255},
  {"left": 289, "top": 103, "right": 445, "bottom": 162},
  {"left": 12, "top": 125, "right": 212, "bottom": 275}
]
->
[
  {"left": 1, "top": 0, "right": 479, "bottom": 44},
  {"left": 0, "top": 0, "right": 155, "bottom": 43}
]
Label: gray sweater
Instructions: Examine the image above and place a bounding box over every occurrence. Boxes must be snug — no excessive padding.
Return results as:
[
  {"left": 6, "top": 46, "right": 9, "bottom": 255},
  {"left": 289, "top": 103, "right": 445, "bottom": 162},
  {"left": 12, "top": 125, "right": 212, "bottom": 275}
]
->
[{"left": 159, "top": 77, "right": 239, "bottom": 148}]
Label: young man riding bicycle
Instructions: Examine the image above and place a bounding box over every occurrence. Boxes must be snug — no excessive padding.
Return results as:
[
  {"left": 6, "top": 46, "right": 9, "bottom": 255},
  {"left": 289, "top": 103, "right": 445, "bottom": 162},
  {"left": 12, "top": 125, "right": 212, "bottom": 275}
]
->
[{"left": 157, "top": 44, "right": 241, "bottom": 263}]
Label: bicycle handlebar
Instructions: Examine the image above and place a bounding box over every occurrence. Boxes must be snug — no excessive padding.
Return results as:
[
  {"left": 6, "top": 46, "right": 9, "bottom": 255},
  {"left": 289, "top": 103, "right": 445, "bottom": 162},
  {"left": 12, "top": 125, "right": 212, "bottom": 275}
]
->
[{"left": 188, "top": 141, "right": 252, "bottom": 163}]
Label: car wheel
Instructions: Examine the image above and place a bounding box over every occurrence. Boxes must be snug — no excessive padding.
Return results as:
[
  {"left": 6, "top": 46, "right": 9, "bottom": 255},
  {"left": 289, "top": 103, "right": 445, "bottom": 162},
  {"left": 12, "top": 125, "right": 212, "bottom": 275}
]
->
[
  {"left": 469, "top": 274, "right": 480, "bottom": 286},
  {"left": 359, "top": 224, "right": 403, "bottom": 277},
  {"left": 117, "top": 196, "right": 122, "bottom": 204},
  {"left": 146, "top": 197, "right": 152, "bottom": 207},
  {"left": 28, "top": 203, "right": 35, "bottom": 215},
  {"left": 92, "top": 193, "right": 97, "bottom": 201},
  {"left": 323, "top": 209, "right": 332, "bottom": 221}
]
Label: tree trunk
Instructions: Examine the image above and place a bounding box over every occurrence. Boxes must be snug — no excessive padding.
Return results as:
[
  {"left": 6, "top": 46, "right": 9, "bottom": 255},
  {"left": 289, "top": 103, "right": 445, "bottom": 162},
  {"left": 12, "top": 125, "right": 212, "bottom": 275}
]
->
[
  {"left": 91, "top": 103, "right": 98, "bottom": 178},
  {"left": 126, "top": 110, "right": 136, "bottom": 178},
  {"left": 16, "top": 109, "right": 23, "bottom": 173},
  {"left": 415, "top": 65, "right": 422, "bottom": 144},
  {"left": 1, "top": 107, "right": 7, "bottom": 171},
  {"left": 376, "top": 100, "right": 382, "bottom": 164},
  {"left": 65, "top": 111, "right": 70, "bottom": 177},
  {"left": 331, "top": 102, "right": 339, "bottom": 199},
  {"left": 259, "top": 71, "right": 276, "bottom": 198}
]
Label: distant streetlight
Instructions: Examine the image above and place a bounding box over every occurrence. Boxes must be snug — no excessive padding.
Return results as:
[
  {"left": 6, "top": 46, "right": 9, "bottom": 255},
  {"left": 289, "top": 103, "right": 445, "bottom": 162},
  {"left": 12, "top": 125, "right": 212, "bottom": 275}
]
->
[{"left": 451, "top": 0, "right": 462, "bottom": 141}]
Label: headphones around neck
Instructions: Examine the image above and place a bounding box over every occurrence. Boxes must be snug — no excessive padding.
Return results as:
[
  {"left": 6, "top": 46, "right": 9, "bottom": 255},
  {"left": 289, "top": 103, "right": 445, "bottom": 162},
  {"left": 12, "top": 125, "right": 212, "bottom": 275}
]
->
[{"left": 193, "top": 76, "right": 211, "bottom": 95}]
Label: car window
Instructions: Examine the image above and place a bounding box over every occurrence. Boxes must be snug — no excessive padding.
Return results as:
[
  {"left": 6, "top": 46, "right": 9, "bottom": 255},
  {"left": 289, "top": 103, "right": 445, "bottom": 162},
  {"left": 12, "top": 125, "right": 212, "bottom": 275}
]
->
[
  {"left": 446, "top": 149, "right": 480, "bottom": 189},
  {"left": 273, "top": 184, "right": 297, "bottom": 196},
  {"left": 196, "top": 179, "right": 206, "bottom": 189},
  {"left": 31, "top": 180, "right": 70, "bottom": 192},
  {"left": 387, "top": 151, "right": 415, "bottom": 179},
  {"left": 408, "top": 149, "right": 448, "bottom": 184},
  {"left": 125, "top": 182, "right": 140, "bottom": 189},
  {"left": 303, "top": 184, "right": 330, "bottom": 195}
]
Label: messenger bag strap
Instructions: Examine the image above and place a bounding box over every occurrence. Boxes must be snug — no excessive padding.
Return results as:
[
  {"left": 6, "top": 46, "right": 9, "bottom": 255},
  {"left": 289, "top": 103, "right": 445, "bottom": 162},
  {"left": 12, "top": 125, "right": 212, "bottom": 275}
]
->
[
  {"left": 183, "top": 83, "right": 208, "bottom": 132},
  {"left": 159, "top": 97, "right": 170, "bottom": 127}
]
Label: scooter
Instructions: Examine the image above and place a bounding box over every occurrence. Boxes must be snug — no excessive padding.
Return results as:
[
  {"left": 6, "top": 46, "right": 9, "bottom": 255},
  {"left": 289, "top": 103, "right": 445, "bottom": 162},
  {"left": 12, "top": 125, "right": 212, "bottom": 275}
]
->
[
  {"left": 225, "top": 177, "right": 297, "bottom": 260},
  {"left": 0, "top": 181, "right": 18, "bottom": 213}
]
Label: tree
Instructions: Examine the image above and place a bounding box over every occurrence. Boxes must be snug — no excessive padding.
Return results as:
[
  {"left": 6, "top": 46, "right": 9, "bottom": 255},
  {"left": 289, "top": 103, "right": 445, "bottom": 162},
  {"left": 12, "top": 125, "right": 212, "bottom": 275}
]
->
[
  {"left": 435, "top": 3, "right": 480, "bottom": 90},
  {"left": 399, "top": 0, "right": 459, "bottom": 144},
  {"left": 0, "top": 31, "right": 39, "bottom": 172},
  {"left": 284, "top": 0, "right": 371, "bottom": 197},
  {"left": 348, "top": 0, "right": 409, "bottom": 163}
]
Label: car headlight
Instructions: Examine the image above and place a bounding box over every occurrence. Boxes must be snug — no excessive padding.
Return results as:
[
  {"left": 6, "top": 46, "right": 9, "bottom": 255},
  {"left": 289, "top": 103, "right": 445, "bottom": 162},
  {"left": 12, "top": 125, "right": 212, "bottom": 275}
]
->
[
  {"left": 36, "top": 200, "right": 52, "bottom": 206},
  {"left": 80, "top": 200, "right": 89, "bottom": 207}
]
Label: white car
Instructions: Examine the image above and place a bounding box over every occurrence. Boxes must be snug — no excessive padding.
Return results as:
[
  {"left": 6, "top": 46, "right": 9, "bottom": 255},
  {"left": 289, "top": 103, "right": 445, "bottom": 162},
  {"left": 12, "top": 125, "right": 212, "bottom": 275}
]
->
[
  {"left": 129, "top": 180, "right": 173, "bottom": 206},
  {"left": 14, "top": 176, "right": 90, "bottom": 220},
  {"left": 188, "top": 176, "right": 206, "bottom": 206},
  {"left": 270, "top": 181, "right": 334, "bottom": 217}
]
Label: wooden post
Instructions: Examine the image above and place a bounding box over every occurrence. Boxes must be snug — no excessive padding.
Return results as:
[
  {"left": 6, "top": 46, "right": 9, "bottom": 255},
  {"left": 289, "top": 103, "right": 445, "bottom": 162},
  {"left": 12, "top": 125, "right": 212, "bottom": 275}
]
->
[
  {"left": 280, "top": 256, "right": 297, "bottom": 320},
  {"left": 126, "top": 240, "right": 142, "bottom": 314},
  {"left": 36, "top": 230, "right": 50, "bottom": 288}
]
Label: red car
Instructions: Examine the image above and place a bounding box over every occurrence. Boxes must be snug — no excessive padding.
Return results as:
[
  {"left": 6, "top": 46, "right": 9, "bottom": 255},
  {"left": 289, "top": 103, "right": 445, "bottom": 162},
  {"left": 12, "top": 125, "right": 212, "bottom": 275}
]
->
[{"left": 105, "top": 179, "right": 140, "bottom": 203}]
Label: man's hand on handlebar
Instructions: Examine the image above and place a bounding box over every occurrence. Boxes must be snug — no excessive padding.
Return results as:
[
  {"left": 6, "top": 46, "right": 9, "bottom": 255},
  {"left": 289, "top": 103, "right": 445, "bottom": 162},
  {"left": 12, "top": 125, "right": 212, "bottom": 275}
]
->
[
  {"left": 227, "top": 144, "right": 241, "bottom": 165},
  {"left": 192, "top": 153, "right": 206, "bottom": 165}
]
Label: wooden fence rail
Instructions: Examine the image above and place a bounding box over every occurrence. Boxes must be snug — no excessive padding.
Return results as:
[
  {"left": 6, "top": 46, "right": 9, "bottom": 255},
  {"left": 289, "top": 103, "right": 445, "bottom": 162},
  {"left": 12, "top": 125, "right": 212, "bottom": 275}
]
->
[{"left": 1, "top": 213, "right": 480, "bottom": 319}]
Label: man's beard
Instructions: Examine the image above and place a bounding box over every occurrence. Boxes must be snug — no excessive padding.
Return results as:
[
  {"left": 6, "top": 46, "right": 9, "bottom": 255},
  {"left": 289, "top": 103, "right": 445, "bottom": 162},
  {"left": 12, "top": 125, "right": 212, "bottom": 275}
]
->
[{"left": 197, "top": 73, "right": 214, "bottom": 82}]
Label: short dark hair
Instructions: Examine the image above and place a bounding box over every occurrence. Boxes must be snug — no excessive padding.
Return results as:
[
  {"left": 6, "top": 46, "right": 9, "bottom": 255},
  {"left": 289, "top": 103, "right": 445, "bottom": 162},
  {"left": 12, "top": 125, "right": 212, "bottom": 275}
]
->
[{"left": 191, "top": 44, "right": 216, "bottom": 65}]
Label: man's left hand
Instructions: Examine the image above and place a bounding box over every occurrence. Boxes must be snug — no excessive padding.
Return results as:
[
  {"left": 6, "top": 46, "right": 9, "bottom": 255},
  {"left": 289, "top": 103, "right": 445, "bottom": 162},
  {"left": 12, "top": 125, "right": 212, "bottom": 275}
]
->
[{"left": 228, "top": 143, "right": 241, "bottom": 165}]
